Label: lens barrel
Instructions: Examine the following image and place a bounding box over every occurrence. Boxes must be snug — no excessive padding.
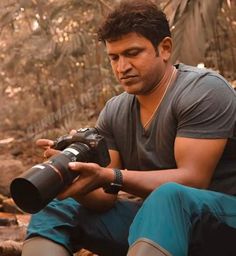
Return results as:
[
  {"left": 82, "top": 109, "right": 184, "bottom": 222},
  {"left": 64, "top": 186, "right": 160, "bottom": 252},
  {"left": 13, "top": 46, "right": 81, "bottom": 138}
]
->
[{"left": 10, "top": 142, "right": 90, "bottom": 213}]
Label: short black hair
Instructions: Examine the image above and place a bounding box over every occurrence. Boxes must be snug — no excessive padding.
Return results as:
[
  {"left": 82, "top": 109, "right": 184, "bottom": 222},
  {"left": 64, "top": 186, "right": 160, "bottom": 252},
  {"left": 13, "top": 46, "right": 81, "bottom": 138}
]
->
[{"left": 97, "top": 0, "right": 171, "bottom": 48}]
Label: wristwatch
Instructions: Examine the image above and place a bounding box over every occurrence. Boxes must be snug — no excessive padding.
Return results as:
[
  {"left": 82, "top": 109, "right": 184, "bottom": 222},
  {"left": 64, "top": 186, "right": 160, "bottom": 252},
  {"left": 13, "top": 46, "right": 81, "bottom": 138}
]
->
[{"left": 103, "top": 168, "right": 123, "bottom": 194}]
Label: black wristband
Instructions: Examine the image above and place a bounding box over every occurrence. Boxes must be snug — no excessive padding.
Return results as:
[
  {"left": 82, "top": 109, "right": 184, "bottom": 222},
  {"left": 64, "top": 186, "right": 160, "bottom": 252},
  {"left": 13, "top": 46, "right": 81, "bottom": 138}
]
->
[
  {"left": 103, "top": 168, "right": 123, "bottom": 194},
  {"left": 113, "top": 168, "right": 123, "bottom": 185}
]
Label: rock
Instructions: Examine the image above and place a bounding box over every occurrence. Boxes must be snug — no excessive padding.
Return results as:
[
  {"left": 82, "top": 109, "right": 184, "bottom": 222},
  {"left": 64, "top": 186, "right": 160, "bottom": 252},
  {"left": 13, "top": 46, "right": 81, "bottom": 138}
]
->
[
  {"left": 2, "top": 198, "right": 24, "bottom": 214},
  {"left": 0, "top": 194, "right": 8, "bottom": 204},
  {"left": 15, "top": 214, "right": 31, "bottom": 228},
  {"left": 0, "top": 226, "right": 26, "bottom": 242},
  {"left": 0, "top": 213, "right": 17, "bottom": 226},
  {"left": 0, "top": 213, "right": 30, "bottom": 256},
  {"left": 0, "top": 240, "right": 22, "bottom": 256},
  {"left": 0, "top": 138, "right": 14, "bottom": 145},
  {"left": 10, "top": 148, "right": 23, "bottom": 157},
  {"left": 0, "top": 160, "right": 25, "bottom": 196}
]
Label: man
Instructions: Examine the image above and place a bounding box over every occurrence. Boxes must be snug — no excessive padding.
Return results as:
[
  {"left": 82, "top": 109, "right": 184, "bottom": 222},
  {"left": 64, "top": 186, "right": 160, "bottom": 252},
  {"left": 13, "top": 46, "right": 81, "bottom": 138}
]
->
[{"left": 22, "top": 0, "right": 236, "bottom": 256}]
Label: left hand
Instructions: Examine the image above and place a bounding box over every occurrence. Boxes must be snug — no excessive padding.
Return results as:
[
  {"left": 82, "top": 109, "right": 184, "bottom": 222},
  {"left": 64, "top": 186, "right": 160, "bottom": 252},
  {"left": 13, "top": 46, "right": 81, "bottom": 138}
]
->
[{"left": 57, "top": 162, "right": 110, "bottom": 200}]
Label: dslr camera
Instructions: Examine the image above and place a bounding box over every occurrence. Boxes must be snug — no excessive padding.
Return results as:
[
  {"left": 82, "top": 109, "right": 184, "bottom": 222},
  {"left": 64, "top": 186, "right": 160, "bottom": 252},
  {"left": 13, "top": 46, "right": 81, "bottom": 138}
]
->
[{"left": 10, "top": 128, "right": 110, "bottom": 214}]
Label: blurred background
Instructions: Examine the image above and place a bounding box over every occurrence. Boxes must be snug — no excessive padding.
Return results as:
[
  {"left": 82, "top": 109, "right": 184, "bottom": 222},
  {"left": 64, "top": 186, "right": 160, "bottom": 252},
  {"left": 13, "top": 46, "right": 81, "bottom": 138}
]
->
[
  {"left": 0, "top": 0, "right": 235, "bottom": 254},
  {"left": 0, "top": 0, "right": 235, "bottom": 144}
]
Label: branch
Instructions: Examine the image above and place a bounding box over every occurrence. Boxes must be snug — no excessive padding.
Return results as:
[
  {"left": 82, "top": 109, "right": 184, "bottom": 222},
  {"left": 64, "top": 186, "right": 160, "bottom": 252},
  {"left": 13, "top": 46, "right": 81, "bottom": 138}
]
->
[{"left": 97, "top": 0, "right": 112, "bottom": 11}]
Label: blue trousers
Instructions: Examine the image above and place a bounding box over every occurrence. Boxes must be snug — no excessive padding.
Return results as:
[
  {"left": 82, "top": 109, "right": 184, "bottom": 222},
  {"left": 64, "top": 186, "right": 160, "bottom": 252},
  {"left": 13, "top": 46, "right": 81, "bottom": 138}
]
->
[{"left": 26, "top": 183, "right": 236, "bottom": 256}]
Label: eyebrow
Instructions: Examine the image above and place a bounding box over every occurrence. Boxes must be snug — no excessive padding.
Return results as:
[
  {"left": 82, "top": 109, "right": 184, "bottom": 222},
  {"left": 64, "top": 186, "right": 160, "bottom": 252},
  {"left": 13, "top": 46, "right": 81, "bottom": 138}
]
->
[{"left": 108, "top": 46, "right": 145, "bottom": 56}]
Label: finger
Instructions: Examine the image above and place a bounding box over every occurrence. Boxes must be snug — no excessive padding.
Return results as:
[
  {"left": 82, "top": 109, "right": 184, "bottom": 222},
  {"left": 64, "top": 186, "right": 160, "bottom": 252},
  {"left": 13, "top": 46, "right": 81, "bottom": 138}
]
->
[
  {"left": 68, "top": 162, "right": 81, "bottom": 171},
  {"left": 57, "top": 163, "right": 101, "bottom": 199},
  {"left": 36, "top": 139, "right": 54, "bottom": 149},
  {"left": 57, "top": 179, "right": 83, "bottom": 200},
  {"left": 69, "top": 129, "right": 77, "bottom": 135},
  {"left": 68, "top": 162, "right": 99, "bottom": 172},
  {"left": 57, "top": 176, "right": 95, "bottom": 200},
  {"left": 44, "top": 148, "right": 60, "bottom": 158}
]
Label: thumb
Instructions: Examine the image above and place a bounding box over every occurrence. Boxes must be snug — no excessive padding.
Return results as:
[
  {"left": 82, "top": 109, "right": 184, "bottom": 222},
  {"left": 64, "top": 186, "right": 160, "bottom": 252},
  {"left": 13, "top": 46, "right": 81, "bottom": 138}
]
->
[
  {"left": 68, "top": 162, "right": 97, "bottom": 171},
  {"left": 68, "top": 162, "right": 77, "bottom": 169},
  {"left": 69, "top": 129, "right": 77, "bottom": 135},
  {"left": 68, "top": 162, "right": 86, "bottom": 171}
]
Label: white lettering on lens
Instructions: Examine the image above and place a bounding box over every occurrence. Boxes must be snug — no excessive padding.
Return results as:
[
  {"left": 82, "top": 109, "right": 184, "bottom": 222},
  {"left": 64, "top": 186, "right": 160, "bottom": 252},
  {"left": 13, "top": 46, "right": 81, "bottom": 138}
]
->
[
  {"left": 63, "top": 148, "right": 80, "bottom": 156},
  {"left": 33, "top": 165, "right": 45, "bottom": 170}
]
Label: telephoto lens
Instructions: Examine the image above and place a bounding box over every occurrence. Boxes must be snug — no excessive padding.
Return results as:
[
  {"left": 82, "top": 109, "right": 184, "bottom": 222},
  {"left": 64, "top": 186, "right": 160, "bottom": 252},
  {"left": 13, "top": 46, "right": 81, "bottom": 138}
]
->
[
  {"left": 10, "top": 143, "right": 90, "bottom": 214},
  {"left": 10, "top": 128, "right": 110, "bottom": 214}
]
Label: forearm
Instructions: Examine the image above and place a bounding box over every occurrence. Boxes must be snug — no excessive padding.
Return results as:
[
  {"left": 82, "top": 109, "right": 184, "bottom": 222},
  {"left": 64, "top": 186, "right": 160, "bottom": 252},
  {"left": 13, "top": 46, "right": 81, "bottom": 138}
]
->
[
  {"left": 117, "top": 138, "right": 226, "bottom": 198},
  {"left": 70, "top": 187, "right": 117, "bottom": 212},
  {"left": 58, "top": 149, "right": 121, "bottom": 212},
  {"left": 120, "top": 168, "right": 200, "bottom": 198}
]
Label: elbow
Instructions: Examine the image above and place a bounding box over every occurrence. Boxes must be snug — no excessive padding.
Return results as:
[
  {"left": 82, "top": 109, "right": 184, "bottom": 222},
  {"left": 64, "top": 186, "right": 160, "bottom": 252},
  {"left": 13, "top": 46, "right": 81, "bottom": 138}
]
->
[
  {"left": 179, "top": 167, "right": 213, "bottom": 190},
  {"left": 199, "top": 179, "right": 212, "bottom": 190},
  {"left": 187, "top": 178, "right": 212, "bottom": 190}
]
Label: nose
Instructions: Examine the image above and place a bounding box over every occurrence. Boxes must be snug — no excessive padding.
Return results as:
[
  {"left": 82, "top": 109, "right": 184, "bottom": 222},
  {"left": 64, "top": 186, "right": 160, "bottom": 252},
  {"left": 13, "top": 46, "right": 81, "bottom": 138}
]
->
[{"left": 116, "top": 56, "right": 132, "bottom": 74}]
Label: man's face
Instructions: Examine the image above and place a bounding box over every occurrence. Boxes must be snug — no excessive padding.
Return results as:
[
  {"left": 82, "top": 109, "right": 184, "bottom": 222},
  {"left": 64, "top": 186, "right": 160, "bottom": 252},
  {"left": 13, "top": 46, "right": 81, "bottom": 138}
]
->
[{"left": 106, "top": 32, "right": 169, "bottom": 95}]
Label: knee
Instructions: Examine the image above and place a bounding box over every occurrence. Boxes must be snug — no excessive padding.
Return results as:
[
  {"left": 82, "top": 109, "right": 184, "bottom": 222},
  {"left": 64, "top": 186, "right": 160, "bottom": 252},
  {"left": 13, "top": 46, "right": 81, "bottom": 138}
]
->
[{"left": 146, "top": 182, "right": 189, "bottom": 205}]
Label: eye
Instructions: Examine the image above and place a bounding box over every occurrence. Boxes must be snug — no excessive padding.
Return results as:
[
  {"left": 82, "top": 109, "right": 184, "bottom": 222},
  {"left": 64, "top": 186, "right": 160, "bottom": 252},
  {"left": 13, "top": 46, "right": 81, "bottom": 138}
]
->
[
  {"left": 108, "top": 55, "right": 118, "bottom": 61},
  {"left": 126, "top": 49, "right": 141, "bottom": 57}
]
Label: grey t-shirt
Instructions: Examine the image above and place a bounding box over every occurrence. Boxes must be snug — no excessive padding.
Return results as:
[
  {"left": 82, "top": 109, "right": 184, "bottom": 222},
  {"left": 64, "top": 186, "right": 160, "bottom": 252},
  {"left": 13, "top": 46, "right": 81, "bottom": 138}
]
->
[{"left": 96, "top": 64, "right": 236, "bottom": 195}]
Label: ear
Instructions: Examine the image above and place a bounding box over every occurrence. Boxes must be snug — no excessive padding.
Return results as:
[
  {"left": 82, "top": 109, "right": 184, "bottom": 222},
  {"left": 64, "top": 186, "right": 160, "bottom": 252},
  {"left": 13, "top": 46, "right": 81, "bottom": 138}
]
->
[{"left": 157, "top": 37, "right": 172, "bottom": 62}]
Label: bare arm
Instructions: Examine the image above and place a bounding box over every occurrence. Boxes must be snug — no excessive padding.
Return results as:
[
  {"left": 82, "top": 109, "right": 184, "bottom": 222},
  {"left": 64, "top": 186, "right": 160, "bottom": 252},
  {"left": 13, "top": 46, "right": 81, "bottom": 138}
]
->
[
  {"left": 53, "top": 137, "right": 227, "bottom": 205},
  {"left": 58, "top": 149, "right": 122, "bottom": 211},
  {"left": 120, "top": 137, "right": 227, "bottom": 198}
]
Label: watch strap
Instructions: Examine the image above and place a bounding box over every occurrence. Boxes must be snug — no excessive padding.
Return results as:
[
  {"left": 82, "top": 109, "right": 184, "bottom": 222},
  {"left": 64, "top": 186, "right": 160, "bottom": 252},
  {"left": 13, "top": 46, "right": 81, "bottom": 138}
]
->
[
  {"left": 103, "top": 168, "right": 123, "bottom": 194},
  {"left": 113, "top": 168, "right": 123, "bottom": 186}
]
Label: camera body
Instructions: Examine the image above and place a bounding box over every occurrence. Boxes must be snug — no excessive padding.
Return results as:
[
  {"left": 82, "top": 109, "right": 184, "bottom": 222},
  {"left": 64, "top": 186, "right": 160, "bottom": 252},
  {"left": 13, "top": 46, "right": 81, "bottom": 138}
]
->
[
  {"left": 53, "top": 127, "right": 109, "bottom": 167},
  {"left": 10, "top": 128, "right": 110, "bottom": 214}
]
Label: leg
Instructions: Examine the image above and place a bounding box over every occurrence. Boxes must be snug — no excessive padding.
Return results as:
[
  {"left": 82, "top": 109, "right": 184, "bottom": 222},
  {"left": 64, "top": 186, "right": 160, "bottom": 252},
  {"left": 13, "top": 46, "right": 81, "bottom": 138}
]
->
[
  {"left": 128, "top": 182, "right": 236, "bottom": 256},
  {"left": 189, "top": 212, "right": 236, "bottom": 256},
  {"left": 127, "top": 238, "right": 171, "bottom": 256},
  {"left": 22, "top": 237, "right": 70, "bottom": 256},
  {"left": 24, "top": 197, "right": 141, "bottom": 256}
]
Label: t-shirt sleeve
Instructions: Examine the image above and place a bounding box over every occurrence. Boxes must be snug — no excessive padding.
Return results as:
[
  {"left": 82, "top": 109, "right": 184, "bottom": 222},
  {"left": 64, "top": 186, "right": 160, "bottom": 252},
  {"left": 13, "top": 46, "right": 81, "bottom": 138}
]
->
[
  {"left": 175, "top": 75, "right": 236, "bottom": 139},
  {"left": 95, "top": 100, "right": 118, "bottom": 150}
]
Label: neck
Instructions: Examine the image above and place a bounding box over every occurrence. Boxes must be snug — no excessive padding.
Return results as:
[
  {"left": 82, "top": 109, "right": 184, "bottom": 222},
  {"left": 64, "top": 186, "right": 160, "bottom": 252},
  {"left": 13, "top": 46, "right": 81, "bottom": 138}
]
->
[
  {"left": 137, "top": 64, "right": 174, "bottom": 109},
  {"left": 138, "top": 64, "right": 177, "bottom": 129}
]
